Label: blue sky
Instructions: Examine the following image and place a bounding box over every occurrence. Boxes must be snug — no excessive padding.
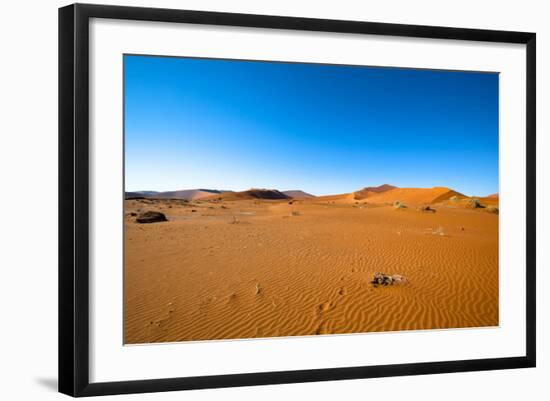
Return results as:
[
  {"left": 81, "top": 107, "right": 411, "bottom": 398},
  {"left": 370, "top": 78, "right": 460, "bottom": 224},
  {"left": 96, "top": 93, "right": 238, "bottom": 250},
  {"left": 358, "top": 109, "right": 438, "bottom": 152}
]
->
[{"left": 124, "top": 55, "right": 499, "bottom": 196}]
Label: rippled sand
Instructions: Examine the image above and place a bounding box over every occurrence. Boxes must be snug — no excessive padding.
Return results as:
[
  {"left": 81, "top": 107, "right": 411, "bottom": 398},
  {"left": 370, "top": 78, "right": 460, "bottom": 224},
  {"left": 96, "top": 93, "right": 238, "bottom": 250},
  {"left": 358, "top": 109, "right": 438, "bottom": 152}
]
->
[{"left": 124, "top": 198, "right": 498, "bottom": 344}]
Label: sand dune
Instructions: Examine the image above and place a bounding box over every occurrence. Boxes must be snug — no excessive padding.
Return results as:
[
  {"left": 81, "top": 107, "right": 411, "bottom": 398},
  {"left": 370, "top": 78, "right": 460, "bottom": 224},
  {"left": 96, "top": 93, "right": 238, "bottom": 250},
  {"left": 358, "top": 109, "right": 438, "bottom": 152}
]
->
[
  {"left": 206, "top": 189, "right": 291, "bottom": 201},
  {"left": 365, "top": 186, "right": 465, "bottom": 205},
  {"left": 124, "top": 191, "right": 498, "bottom": 344},
  {"left": 125, "top": 190, "right": 159, "bottom": 198},
  {"left": 481, "top": 194, "right": 499, "bottom": 205},
  {"left": 125, "top": 189, "right": 224, "bottom": 200},
  {"left": 153, "top": 189, "right": 223, "bottom": 200},
  {"left": 314, "top": 193, "right": 355, "bottom": 203},
  {"left": 309, "top": 185, "right": 466, "bottom": 206},
  {"left": 353, "top": 184, "right": 396, "bottom": 200},
  {"left": 283, "top": 190, "right": 316, "bottom": 199}
]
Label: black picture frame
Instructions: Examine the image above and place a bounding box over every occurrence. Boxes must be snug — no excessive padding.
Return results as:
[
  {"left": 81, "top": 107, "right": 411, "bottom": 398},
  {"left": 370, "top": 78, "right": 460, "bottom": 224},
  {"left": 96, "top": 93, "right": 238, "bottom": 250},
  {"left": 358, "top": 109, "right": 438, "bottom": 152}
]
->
[{"left": 59, "top": 3, "right": 536, "bottom": 397}]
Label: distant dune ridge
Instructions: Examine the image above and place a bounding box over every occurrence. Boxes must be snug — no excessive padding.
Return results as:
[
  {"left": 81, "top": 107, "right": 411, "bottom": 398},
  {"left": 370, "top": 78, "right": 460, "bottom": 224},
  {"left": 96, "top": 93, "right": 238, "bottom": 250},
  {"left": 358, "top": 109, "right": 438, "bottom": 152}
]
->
[
  {"left": 353, "top": 184, "right": 396, "bottom": 200},
  {"left": 125, "top": 188, "right": 312, "bottom": 201},
  {"left": 125, "top": 190, "right": 159, "bottom": 198},
  {"left": 313, "top": 185, "right": 466, "bottom": 206},
  {"left": 125, "top": 189, "right": 224, "bottom": 201},
  {"left": 125, "top": 185, "right": 485, "bottom": 205},
  {"left": 479, "top": 193, "right": 499, "bottom": 205},
  {"left": 206, "top": 189, "right": 291, "bottom": 201},
  {"left": 364, "top": 186, "right": 465, "bottom": 205},
  {"left": 282, "top": 190, "right": 315, "bottom": 199},
  {"left": 154, "top": 189, "right": 223, "bottom": 200}
]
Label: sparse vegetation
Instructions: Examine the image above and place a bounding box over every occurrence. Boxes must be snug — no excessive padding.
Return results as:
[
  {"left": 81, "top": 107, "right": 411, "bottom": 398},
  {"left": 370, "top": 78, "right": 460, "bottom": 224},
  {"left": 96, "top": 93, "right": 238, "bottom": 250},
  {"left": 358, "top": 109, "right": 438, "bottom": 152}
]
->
[
  {"left": 371, "top": 272, "right": 407, "bottom": 287},
  {"left": 393, "top": 201, "right": 407, "bottom": 209},
  {"left": 465, "top": 198, "right": 483, "bottom": 209},
  {"left": 486, "top": 206, "right": 499, "bottom": 214},
  {"left": 418, "top": 205, "right": 436, "bottom": 213},
  {"left": 291, "top": 210, "right": 301, "bottom": 216},
  {"left": 450, "top": 195, "right": 460, "bottom": 202}
]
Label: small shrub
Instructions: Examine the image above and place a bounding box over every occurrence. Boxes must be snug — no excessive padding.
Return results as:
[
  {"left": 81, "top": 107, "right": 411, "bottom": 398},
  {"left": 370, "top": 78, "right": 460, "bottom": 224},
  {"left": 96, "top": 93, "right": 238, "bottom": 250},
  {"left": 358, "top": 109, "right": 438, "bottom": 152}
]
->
[
  {"left": 371, "top": 272, "right": 407, "bottom": 287},
  {"left": 465, "top": 198, "right": 482, "bottom": 209},
  {"left": 486, "top": 206, "right": 499, "bottom": 214},
  {"left": 393, "top": 201, "right": 407, "bottom": 209},
  {"left": 291, "top": 210, "right": 301, "bottom": 216},
  {"left": 450, "top": 195, "right": 460, "bottom": 202}
]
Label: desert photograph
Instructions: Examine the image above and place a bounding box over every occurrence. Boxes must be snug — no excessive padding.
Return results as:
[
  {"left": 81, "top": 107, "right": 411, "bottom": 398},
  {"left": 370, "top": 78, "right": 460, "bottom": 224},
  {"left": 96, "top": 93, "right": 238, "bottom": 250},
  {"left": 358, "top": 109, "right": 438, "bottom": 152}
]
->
[{"left": 123, "top": 55, "right": 499, "bottom": 344}]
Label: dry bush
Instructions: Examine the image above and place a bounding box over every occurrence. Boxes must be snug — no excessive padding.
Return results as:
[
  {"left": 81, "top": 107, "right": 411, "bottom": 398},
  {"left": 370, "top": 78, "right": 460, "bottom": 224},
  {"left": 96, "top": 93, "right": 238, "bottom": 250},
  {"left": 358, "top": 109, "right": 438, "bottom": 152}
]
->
[
  {"left": 393, "top": 201, "right": 407, "bottom": 209},
  {"left": 465, "top": 198, "right": 483, "bottom": 209}
]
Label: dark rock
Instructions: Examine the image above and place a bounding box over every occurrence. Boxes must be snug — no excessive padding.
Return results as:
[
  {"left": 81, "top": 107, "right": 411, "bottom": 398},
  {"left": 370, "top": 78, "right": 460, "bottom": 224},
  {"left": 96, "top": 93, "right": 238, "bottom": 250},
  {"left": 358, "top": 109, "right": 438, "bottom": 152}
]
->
[{"left": 136, "top": 211, "right": 167, "bottom": 224}]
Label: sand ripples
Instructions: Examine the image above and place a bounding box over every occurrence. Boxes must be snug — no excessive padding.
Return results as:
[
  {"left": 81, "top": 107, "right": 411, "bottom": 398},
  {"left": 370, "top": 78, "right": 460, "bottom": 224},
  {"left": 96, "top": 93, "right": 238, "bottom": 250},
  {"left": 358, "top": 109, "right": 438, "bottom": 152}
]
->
[{"left": 124, "top": 201, "right": 498, "bottom": 344}]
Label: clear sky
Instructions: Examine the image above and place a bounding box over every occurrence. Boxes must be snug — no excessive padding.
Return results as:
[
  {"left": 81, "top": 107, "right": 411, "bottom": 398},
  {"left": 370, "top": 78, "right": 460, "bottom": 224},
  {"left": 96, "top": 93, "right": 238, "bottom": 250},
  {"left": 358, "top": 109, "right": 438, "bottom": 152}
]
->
[{"left": 124, "top": 55, "right": 499, "bottom": 196}]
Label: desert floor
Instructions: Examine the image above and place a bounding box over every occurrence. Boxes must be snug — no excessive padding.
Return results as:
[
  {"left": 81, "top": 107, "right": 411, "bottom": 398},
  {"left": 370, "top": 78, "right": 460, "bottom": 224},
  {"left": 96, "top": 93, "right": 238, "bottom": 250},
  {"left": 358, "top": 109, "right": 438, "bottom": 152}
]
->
[{"left": 124, "top": 198, "right": 498, "bottom": 344}]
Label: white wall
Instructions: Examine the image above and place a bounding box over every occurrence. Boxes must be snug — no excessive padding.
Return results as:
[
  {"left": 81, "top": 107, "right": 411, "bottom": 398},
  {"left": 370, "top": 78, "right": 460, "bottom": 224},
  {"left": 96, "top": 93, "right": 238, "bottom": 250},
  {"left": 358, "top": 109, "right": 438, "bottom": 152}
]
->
[{"left": 0, "top": 0, "right": 547, "bottom": 399}]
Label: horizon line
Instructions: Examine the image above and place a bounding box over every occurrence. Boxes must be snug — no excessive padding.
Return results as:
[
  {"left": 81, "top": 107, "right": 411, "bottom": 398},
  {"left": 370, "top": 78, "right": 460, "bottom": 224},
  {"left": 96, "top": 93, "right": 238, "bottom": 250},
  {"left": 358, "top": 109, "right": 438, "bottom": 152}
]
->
[{"left": 125, "top": 184, "right": 499, "bottom": 198}]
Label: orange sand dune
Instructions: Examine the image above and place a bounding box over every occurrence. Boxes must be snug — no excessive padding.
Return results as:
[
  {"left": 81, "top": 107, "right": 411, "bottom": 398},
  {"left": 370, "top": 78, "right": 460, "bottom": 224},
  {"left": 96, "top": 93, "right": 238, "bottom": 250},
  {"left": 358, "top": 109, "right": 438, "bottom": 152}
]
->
[
  {"left": 365, "top": 186, "right": 465, "bottom": 205},
  {"left": 480, "top": 194, "right": 499, "bottom": 205},
  {"left": 124, "top": 196, "right": 498, "bottom": 344},
  {"left": 353, "top": 184, "right": 396, "bottom": 200},
  {"left": 314, "top": 193, "right": 354, "bottom": 203}
]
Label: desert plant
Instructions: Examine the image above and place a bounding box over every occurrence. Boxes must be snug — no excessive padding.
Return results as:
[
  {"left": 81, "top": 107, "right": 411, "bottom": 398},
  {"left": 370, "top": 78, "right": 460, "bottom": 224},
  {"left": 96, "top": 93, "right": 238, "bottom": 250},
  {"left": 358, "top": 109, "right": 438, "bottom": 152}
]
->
[
  {"left": 450, "top": 195, "right": 460, "bottom": 202},
  {"left": 486, "top": 205, "right": 499, "bottom": 214},
  {"left": 393, "top": 201, "right": 407, "bottom": 209},
  {"left": 291, "top": 210, "right": 301, "bottom": 216},
  {"left": 370, "top": 272, "right": 408, "bottom": 287},
  {"left": 465, "top": 198, "right": 482, "bottom": 209}
]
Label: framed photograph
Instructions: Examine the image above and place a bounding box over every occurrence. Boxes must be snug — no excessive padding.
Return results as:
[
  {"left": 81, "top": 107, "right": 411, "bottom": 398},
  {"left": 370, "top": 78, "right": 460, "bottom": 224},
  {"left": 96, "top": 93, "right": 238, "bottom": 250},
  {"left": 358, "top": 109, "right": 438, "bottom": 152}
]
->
[{"left": 59, "top": 3, "right": 536, "bottom": 397}]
